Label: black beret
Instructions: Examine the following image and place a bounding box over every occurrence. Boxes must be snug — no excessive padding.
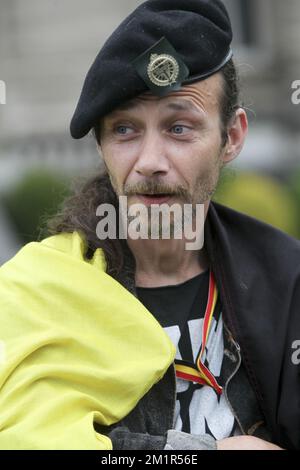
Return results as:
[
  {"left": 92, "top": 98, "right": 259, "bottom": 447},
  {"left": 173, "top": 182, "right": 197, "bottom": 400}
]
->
[{"left": 70, "top": 0, "right": 233, "bottom": 139}]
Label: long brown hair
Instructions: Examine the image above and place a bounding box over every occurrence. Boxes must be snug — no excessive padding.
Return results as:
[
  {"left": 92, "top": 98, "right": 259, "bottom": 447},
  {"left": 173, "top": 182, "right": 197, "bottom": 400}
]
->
[{"left": 47, "top": 170, "right": 136, "bottom": 292}]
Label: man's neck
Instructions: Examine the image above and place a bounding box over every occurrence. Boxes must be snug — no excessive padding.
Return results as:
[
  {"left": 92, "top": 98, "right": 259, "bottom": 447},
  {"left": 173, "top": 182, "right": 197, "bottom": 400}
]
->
[
  {"left": 128, "top": 238, "right": 209, "bottom": 288},
  {"left": 125, "top": 200, "right": 211, "bottom": 288}
]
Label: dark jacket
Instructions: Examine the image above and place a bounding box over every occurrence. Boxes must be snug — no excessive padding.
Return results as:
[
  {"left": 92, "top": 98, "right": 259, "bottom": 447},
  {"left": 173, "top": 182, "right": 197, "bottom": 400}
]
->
[{"left": 96, "top": 202, "right": 300, "bottom": 450}]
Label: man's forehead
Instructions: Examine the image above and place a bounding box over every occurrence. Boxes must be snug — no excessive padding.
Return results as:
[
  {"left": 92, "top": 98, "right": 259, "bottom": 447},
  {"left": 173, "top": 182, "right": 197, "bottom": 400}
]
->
[
  {"left": 109, "top": 76, "right": 222, "bottom": 117},
  {"left": 115, "top": 97, "right": 199, "bottom": 113}
]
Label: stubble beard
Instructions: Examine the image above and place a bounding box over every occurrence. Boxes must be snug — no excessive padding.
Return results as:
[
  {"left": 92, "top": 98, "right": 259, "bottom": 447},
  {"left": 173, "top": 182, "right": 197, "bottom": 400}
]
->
[{"left": 105, "top": 150, "right": 224, "bottom": 241}]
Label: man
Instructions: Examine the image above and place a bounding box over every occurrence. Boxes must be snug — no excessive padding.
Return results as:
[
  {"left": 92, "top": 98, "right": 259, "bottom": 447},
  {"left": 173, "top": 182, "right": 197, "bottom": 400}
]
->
[{"left": 0, "top": 0, "right": 299, "bottom": 450}]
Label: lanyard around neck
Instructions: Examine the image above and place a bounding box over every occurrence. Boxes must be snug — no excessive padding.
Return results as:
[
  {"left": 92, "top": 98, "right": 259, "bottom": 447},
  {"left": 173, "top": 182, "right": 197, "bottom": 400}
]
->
[{"left": 175, "top": 270, "right": 223, "bottom": 395}]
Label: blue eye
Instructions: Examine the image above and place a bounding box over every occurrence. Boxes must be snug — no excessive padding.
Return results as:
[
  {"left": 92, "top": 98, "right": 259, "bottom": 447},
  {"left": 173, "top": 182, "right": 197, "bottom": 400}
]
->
[
  {"left": 171, "top": 125, "right": 187, "bottom": 135},
  {"left": 116, "top": 126, "right": 130, "bottom": 135}
]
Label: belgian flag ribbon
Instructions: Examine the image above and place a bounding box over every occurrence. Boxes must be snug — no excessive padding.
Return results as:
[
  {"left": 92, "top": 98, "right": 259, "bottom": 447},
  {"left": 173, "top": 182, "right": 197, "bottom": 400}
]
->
[{"left": 175, "top": 271, "right": 223, "bottom": 395}]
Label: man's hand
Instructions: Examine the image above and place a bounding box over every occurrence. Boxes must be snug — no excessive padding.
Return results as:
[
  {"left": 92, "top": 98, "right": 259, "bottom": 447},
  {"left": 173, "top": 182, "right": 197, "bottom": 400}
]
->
[{"left": 217, "top": 436, "right": 283, "bottom": 450}]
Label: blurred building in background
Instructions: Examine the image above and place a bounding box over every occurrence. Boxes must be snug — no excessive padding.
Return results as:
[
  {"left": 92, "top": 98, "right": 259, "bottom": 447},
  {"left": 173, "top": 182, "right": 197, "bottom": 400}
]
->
[{"left": 0, "top": 0, "right": 300, "bottom": 263}]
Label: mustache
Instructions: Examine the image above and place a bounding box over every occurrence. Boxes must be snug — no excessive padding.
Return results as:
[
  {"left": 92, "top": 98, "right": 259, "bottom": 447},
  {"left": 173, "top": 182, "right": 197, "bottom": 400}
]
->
[{"left": 123, "top": 180, "right": 190, "bottom": 199}]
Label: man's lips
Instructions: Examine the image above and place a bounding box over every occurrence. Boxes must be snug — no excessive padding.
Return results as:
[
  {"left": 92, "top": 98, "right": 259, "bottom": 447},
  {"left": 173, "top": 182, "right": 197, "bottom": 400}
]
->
[{"left": 134, "top": 194, "right": 174, "bottom": 205}]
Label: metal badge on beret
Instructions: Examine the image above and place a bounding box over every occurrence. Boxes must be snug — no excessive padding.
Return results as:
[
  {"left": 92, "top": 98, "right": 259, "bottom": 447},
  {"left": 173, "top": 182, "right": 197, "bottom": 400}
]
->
[
  {"left": 147, "top": 53, "right": 180, "bottom": 87},
  {"left": 132, "top": 37, "right": 190, "bottom": 96}
]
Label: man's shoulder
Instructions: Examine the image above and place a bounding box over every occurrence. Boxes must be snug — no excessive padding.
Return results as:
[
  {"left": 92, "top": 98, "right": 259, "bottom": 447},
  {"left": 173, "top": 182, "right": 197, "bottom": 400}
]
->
[
  {"left": 1, "top": 231, "right": 106, "bottom": 274},
  {"left": 212, "top": 201, "right": 300, "bottom": 247},
  {"left": 41, "top": 231, "right": 87, "bottom": 258},
  {"left": 210, "top": 202, "right": 300, "bottom": 273}
]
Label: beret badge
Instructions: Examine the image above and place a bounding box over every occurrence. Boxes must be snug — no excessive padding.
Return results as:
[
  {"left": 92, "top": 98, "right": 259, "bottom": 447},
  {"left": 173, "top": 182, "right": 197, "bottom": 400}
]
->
[
  {"left": 147, "top": 53, "right": 180, "bottom": 87},
  {"left": 132, "top": 37, "right": 190, "bottom": 97}
]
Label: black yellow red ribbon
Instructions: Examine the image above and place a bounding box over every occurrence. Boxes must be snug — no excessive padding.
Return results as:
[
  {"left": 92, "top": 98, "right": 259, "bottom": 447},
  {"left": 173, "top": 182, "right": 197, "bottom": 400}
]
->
[{"left": 175, "top": 270, "right": 223, "bottom": 395}]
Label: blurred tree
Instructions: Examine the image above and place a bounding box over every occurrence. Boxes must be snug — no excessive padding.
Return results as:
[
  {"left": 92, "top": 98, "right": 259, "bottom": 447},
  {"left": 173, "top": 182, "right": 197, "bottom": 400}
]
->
[
  {"left": 2, "top": 169, "right": 70, "bottom": 244},
  {"left": 214, "top": 170, "right": 300, "bottom": 239}
]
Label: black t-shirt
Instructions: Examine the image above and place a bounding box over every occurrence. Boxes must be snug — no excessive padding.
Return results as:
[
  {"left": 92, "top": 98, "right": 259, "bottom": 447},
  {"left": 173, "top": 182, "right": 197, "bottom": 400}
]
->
[{"left": 136, "top": 270, "right": 238, "bottom": 439}]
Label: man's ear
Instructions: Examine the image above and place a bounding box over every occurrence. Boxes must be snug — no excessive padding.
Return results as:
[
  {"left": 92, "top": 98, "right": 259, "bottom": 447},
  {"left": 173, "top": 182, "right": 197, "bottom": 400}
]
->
[{"left": 222, "top": 108, "right": 248, "bottom": 164}]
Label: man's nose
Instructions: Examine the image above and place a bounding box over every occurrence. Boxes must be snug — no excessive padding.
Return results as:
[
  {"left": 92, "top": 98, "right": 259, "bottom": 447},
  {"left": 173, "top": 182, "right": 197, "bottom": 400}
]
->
[{"left": 134, "top": 131, "right": 170, "bottom": 177}]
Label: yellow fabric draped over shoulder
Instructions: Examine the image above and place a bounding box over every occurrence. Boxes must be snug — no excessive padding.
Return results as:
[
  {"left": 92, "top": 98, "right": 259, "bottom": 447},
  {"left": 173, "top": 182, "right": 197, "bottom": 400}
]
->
[{"left": 0, "top": 232, "right": 175, "bottom": 449}]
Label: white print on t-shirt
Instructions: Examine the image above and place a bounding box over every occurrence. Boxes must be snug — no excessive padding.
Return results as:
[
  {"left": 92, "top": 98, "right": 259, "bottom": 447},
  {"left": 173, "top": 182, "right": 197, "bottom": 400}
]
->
[{"left": 169, "top": 314, "right": 239, "bottom": 439}]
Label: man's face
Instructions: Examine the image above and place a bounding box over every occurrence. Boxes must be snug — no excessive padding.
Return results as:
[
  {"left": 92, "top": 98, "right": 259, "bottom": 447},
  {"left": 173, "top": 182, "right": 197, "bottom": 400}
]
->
[{"left": 99, "top": 73, "right": 229, "bottom": 215}]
